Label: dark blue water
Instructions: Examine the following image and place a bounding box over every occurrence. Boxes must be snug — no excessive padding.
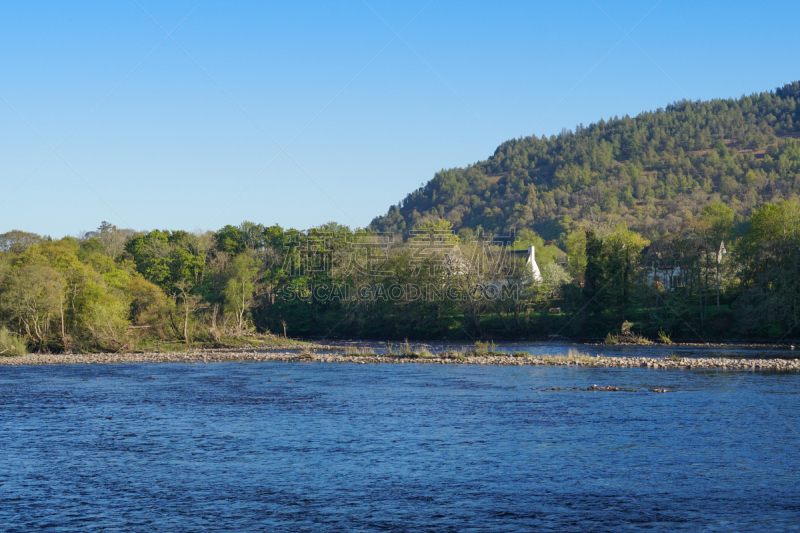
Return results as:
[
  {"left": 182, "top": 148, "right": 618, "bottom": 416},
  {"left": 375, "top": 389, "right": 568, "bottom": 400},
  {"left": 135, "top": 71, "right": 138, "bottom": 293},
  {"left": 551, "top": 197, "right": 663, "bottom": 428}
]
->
[{"left": 1, "top": 362, "right": 799, "bottom": 532}]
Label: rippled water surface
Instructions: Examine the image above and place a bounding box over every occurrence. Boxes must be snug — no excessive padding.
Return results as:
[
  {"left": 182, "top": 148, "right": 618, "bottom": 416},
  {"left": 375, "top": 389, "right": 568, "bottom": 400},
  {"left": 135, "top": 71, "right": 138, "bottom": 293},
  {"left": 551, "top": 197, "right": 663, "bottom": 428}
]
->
[{"left": 2, "top": 361, "right": 799, "bottom": 531}]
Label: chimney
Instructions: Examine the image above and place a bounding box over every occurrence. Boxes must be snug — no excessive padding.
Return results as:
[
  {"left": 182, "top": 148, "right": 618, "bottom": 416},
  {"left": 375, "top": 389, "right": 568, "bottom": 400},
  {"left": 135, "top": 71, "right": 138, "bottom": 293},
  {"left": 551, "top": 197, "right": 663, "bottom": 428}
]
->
[{"left": 527, "top": 246, "right": 543, "bottom": 282}]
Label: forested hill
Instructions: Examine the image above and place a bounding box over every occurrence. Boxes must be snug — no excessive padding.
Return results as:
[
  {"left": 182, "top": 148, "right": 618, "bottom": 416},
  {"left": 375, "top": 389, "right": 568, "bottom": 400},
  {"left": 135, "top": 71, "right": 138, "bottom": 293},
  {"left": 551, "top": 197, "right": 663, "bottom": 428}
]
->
[{"left": 370, "top": 81, "right": 800, "bottom": 240}]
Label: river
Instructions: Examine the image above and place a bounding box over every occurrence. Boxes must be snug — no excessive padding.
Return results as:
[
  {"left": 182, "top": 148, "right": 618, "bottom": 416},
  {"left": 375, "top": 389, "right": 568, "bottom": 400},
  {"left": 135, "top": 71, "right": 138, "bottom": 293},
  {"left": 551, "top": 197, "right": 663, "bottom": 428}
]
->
[{"left": 1, "top": 359, "right": 798, "bottom": 531}]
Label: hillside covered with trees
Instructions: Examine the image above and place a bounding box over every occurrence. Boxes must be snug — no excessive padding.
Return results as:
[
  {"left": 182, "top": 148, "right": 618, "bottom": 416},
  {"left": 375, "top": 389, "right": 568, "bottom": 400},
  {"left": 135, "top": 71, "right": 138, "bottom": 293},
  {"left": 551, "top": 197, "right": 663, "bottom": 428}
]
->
[{"left": 371, "top": 81, "right": 800, "bottom": 242}]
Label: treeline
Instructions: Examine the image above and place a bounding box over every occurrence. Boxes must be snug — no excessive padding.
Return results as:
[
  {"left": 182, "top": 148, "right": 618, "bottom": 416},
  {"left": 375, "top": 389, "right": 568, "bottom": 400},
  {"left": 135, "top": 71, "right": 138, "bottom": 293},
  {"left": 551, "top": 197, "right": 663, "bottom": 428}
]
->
[
  {"left": 371, "top": 81, "right": 800, "bottom": 242},
  {"left": 1, "top": 200, "right": 799, "bottom": 354}
]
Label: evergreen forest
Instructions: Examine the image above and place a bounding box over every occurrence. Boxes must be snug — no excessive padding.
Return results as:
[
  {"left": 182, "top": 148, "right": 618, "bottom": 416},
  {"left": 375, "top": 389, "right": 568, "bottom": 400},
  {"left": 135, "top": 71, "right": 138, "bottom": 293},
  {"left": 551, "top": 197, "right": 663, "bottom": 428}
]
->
[{"left": 371, "top": 81, "right": 800, "bottom": 241}]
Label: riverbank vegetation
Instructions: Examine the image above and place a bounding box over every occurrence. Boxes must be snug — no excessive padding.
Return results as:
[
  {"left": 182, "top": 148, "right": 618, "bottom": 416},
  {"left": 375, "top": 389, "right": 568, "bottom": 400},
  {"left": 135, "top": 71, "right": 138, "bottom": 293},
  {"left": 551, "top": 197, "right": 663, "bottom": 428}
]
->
[{"left": 0, "top": 198, "right": 798, "bottom": 354}]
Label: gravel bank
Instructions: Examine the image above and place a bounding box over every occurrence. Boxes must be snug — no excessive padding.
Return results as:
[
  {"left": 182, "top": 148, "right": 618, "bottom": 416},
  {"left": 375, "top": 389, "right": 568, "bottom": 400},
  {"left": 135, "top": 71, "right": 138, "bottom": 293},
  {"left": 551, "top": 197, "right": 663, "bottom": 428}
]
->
[{"left": 2, "top": 351, "right": 800, "bottom": 371}]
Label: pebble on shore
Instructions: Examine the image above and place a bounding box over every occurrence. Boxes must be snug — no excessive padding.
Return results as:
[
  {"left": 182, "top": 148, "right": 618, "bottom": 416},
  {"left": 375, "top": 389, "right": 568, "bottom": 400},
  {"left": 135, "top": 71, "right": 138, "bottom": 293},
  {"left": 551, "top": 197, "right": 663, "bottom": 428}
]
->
[{"left": 2, "top": 350, "right": 800, "bottom": 372}]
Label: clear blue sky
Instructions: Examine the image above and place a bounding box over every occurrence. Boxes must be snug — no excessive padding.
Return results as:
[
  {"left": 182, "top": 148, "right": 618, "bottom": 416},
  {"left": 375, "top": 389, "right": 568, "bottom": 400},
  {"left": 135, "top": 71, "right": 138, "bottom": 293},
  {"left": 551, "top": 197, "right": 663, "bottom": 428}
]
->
[{"left": 1, "top": 0, "right": 799, "bottom": 237}]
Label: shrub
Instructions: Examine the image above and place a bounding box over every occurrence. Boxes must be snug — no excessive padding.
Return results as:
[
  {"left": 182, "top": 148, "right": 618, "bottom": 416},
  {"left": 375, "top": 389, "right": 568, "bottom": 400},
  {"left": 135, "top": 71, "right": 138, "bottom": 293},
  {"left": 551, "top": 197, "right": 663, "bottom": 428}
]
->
[
  {"left": 611, "top": 321, "right": 653, "bottom": 345},
  {"left": 0, "top": 327, "right": 27, "bottom": 356},
  {"left": 470, "top": 341, "right": 501, "bottom": 356},
  {"left": 657, "top": 329, "right": 673, "bottom": 345},
  {"left": 566, "top": 348, "right": 593, "bottom": 361},
  {"left": 472, "top": 341, "right": 491, "bottom": 355}
]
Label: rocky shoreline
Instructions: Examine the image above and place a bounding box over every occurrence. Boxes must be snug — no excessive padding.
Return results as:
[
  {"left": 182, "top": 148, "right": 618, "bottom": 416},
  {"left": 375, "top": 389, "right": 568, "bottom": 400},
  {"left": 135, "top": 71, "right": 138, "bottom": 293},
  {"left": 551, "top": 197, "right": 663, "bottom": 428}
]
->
[{"left": 2, "top": 350, "right": 800, "bottom": 371}]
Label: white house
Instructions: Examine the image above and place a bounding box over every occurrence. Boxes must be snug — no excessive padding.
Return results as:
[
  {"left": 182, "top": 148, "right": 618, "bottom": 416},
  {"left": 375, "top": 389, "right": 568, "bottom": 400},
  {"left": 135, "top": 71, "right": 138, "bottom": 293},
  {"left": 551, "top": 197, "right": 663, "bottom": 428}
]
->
[{"left": 642, "top": 240, "right": 727, "bottom": 290}]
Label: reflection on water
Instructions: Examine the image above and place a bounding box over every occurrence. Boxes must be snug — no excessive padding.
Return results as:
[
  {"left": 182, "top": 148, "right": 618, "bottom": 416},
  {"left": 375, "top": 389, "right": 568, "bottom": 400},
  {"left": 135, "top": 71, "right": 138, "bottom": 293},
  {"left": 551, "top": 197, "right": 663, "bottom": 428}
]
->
[{"left": 1, "top": 361, "right": 799, "bottom": 531}]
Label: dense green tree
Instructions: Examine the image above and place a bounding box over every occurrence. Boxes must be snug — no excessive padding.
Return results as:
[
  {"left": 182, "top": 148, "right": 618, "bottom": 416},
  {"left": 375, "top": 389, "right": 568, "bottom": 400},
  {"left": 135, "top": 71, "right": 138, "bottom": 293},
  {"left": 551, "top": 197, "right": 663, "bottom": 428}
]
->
[
  {"left": 583, "top": 226, "right": 650, "bottom": 328},
  {"left": 0, "top": 230, "right": 44, "bottom": 253},
  {"left": 223, "top": 251, "right": 261, "bottom": 333},
  {"left": 699, "top": 201, "right": 736, "bottom": 308},
  {"left": 1, "top": 264, "right": 65, "bottom": 347},
  {"left": 736, "top": 200, "right": 800, "bottom": 336},
  {"left": 125, "top": 231, "right": 172, "bottom": 288}
]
